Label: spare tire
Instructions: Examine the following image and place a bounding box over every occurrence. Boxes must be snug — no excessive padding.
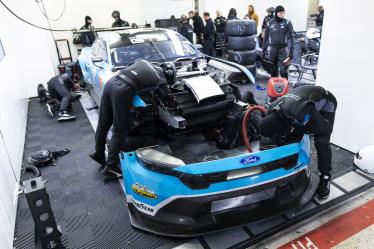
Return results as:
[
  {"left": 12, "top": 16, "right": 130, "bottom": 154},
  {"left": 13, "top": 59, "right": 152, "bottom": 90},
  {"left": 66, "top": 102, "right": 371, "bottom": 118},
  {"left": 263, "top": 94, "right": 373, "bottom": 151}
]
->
[
  {"left": 228, "top": 50, "right": 257, "bottom": 65},
  {"left": 228, "top": 35, "right": 257, "bottom": 51},
  {"left": 225, "top": 20, "right": 256, "bottom": 36}
]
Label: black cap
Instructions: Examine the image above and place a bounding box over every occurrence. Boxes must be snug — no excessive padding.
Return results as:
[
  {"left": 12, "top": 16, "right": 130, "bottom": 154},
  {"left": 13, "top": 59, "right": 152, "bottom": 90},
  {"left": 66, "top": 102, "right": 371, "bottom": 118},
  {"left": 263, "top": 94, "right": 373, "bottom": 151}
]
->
[
  {"left": 266, "top": 7, "right": 274, "bottom": 13},
  {"left": 275, "top": 5, "right": 285, "bottom": 14},
  {"left": 85, "top": 16, "right": 91, "bottom": 21}
]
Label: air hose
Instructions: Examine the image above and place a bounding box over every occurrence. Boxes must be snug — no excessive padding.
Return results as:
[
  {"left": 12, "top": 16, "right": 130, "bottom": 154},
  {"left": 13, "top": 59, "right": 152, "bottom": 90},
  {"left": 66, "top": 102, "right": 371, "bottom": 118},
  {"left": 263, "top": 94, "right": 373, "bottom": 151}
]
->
[{"left": 242, "top": 105, "right": 267, "bottom": 153}]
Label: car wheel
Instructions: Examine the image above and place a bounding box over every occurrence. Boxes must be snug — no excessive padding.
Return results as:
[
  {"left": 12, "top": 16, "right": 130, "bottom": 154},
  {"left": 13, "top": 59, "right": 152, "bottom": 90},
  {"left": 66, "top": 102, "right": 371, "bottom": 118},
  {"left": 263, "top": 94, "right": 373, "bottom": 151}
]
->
[
  {"left": 228, "top": 35, "right": 257, "bottom": 51},
  {"left": 225, "top": 20, "right": 256, "bottom": 36},
  {"left": 228, "top": 50, "right": 257, "bottom": 65}
]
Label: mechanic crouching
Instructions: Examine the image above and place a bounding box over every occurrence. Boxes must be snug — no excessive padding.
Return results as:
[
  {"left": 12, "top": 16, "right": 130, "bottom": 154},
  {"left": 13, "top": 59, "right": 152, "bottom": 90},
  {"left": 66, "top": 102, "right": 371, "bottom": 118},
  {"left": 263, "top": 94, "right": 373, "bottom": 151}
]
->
[
  {"left": 46, "top": 73, "right": 77, "bottom": 121},
  {"left": 258, "top": 86, "right": 337, "bottom": 199},
  {"left": 89, "top": 60, "right": 169, "bottom": 178}
]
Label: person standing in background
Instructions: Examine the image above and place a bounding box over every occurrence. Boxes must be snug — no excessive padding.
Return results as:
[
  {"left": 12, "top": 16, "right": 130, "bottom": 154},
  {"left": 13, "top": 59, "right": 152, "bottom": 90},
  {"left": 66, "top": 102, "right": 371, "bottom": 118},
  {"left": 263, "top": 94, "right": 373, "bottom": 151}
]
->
[
  {"left": 214, "top": 10, "right": 226, "bottom": 56},
  {"left": 311, "top": 6, "right": 324, "bottom": 28},
  {"left": 262, "top": 7, "right": 274, "bottom": 30},
  {"left": 80, "top": 16, "right": 97, "bottom": 47},
  {"left": 202, "top": 12, "right": 216, "bottom": 56},
  {"left": 248, "top": 5, "right": 259, "bottom": 28},
  {"left": 188, "top": 10, "right": 204, "bottom": 44},
  {"left": 179, "top": 14, "right": 193, "bottom": 43},
  {"left": 111, "top": 10, "right": 130, "bottom": 27},
  {"left": 227, "top": 8, "right": 238, "bottom": 21}
]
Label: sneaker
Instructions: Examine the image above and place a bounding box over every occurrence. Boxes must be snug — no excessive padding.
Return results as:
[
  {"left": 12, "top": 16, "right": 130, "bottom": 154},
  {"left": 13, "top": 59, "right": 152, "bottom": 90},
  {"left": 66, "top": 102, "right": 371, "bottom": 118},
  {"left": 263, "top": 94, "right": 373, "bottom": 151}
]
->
[
  {"left": 317, "top": 174, "right": 331, "bottom": 199},
  {"left": 46, "top": 103, "right": 54, "bottom": 118},
  {"left": 100, "top": 164, "right": 122, "bottom": 179},
  {"left": 89, "top": 152, "right": 106, "bottom": 167},
  {"left": 57, "top": 111, "right": 76, "bottom": 122},
  {"left": 257, "top": 67, "right": 270, "bottom": 77}
]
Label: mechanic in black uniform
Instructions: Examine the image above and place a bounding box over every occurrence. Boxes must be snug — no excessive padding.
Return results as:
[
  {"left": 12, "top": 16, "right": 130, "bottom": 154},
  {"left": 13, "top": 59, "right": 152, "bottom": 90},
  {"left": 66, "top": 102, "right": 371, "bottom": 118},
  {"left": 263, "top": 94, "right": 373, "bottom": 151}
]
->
[
  {"left": 262, "top": 5, "right": 294, "bottom": 78},
  {"left": 258, "top": 85, "right": 337, "bottom": 199},
  {"left": 261, "top": 7, "right": 274, "bottom": 30},
  {"left": 46, "top": 73, "right": 77, "bottom": 121},
  {"left": 227, "top": 8, "right": 238, "bottom": 20},
  {"left": 188, "top": 10, "right": 204, "bottom": 45},
  {"left": 202, "top": 12, "right": 216, "bottom": 56},
  {"left": 311, "top": 6, "right": 324, "bottom": 28},
  {"left": 179, "top": 14, "right": 193, "bottom": 43},
  {"left": 80, "top": 16, "right": 97, "bottom": 47},
  {"left": 214, "top": 10, "right": 227, "bottom": 56},
  {"left": 111, "top": 10, "right": 130, "bottom": 28},
  {"left": 89, "top": 60, "right": 169, "bottom": 178}
]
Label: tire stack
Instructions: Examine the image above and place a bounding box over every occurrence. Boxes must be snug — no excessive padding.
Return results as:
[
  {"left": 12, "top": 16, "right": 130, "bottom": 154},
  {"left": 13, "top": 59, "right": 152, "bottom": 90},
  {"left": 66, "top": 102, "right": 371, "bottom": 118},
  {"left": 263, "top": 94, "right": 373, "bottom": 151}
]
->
[{"left": 225, "top": 20, "right": 257, "bottom": 79}]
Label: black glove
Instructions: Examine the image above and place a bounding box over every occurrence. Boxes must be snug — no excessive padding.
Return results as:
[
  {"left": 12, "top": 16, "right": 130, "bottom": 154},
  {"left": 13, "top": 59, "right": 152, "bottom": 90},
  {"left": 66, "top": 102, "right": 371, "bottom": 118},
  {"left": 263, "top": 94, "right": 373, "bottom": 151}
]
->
[{"left": 288, "top": 50, "right": 293, "bottom": 59}]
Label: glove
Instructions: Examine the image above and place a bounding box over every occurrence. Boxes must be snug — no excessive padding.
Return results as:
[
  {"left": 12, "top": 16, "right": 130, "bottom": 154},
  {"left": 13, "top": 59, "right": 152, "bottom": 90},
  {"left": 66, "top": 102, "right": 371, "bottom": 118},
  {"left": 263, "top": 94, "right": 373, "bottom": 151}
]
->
[{"left": 288, "top": 50, "right": 293, "bottom": 59}]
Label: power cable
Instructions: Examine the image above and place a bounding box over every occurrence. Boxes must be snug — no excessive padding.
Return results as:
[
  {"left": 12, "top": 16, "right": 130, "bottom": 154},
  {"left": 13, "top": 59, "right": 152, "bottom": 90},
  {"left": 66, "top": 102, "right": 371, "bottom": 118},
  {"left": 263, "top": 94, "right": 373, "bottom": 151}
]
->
[
  {"left": 0, "top": 0, "right": 72, "bottom": 31},
  {"left": 36, "top": 0, "right": 66, "bottom": 22}
]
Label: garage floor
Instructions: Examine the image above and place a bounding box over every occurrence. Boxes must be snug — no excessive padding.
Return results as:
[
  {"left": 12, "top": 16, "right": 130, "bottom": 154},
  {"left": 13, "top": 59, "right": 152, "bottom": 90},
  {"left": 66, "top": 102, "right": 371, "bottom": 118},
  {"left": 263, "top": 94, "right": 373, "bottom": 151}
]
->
[{"left": 14, "top": 76, "right": 374, "bottom": 249}]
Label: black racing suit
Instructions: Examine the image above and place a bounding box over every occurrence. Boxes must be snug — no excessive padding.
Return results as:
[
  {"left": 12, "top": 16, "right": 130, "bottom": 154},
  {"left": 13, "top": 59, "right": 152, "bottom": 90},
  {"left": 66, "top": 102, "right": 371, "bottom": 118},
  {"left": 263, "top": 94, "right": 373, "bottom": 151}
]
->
[
  {"left": 311, "top": 10, "right": 324, "bottom": 27},
  {"left": 112, "top": 19, "right": 130, "bottom": 28},
  {"left": 192, "top": 14, "right": 204, "bottom": 44},
  {"left": 94, "top": 60, "right": 167, "bottom": 167},
  {"left": 214, "top": 16, "right": 227, "bottom": 55},
  {"left": 203, "top": 18, "right": 216, "bottom": 56},
  {"left": 47, "top": 75, "right": 74, "bottom": 113},
  {"left": 80, "top": 24, "right": 96, "bottom": 47},
  {"left": 179, "top": 22, "right": 193, "bottom": 43},
  {"left": 262, "top": 86, "right": 337, "bottom": 175},
  {"left": 263, "top": 18, "right": 294, "bottom": 78},
  {"left": 262, "top": 15, "right": 273, "bottom": 30}
]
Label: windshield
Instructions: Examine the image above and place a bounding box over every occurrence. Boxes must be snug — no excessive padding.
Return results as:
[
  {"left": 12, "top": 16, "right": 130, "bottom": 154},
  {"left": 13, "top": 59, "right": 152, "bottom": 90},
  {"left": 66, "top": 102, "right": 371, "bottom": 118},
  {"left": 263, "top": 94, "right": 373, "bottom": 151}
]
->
[{"left": 109, "top": 30, "right": 199, "bottom": 67}]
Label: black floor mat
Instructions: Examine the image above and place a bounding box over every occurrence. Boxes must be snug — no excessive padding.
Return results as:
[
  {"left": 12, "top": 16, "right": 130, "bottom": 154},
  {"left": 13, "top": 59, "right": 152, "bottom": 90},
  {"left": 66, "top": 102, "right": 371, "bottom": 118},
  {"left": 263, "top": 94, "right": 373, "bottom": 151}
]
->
[{"left": 14, "top": 99, "right": 186, "bottom": 249}]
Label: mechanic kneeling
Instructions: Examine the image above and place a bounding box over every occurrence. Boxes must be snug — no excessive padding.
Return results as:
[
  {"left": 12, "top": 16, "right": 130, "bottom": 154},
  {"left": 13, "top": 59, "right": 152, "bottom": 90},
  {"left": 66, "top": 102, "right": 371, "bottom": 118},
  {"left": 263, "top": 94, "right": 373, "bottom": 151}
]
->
[
  {"left": 89, "top": 60, "right": 168, "bottom": 178},
  {"left": 47, "top": 73, "right": 77, "bottom": 121},
  {"left": 258, "top": 85, "right": 337, "bottom": 199}
]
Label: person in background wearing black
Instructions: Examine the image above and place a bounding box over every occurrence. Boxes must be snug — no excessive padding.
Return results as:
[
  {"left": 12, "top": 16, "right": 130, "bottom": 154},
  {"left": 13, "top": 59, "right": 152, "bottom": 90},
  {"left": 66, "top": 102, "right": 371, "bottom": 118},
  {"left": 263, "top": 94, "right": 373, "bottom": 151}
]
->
[
  {"left": 259, "top": 85, "right": 337, "bottom": 199},
  {"left": 46, "top": 73, "right": 77, "bottom": 121},
  {"left": 111, "top": 10, "right": 130, "bottom": 28},
  {"left": 214, "top": 10, "right": 226, "bottom": 56},
  {"left": 262, "top": 7, "right": 274, "bottom": 30},
  {"left": 311, "top": 6, "right": 324, "bottom": 28},
  {"left": 89, "top": 60, "right": 169, "bottom": 178},
  {"left": 227, "top": 8, "right": 239, "bottom": 21},
  {"left": 202, "top": 12, "right": 216, "bottom": 56},
  {"left": 80, "top": 16, "right": 97, "bottom": 47},
  {"left": 262, "top": 5, "right": 294, "bottom": 78},
  {"left": 188, "top": 10, "right": 204, "bottom": 44},
  {"left": 179, "top": 14, "right": 193, "bottom": 43}
]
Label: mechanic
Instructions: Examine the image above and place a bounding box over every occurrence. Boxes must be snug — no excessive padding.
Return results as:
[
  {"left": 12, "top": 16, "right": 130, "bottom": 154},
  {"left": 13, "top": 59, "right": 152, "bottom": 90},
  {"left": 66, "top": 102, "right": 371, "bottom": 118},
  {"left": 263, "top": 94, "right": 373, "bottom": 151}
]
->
[
  {"left": 89, "top": 60, "right": 169, "bottom": 178},
  {"left": 311, "top": 6, "right": 324, "bottom": 28},
  {"left": 80, "top": 16, "right": 96, "bottom": 47},
  {"left": 214, "top": 10, "right": 226, "bottom": 56},
  {"left": 262, "top": 5, "right": 294, "bottom": 79},
  {"left": 179, "top": 14, "right": 193, "bottom": 43},
  {"left": 202, "top": 12, "right": 216, "bottom": 56},
  {"left": 262, "top": 7, "right": 274, "bottom": 30},
  {"left": 111, "top": 10, "right": 130, "bottom": 28},
  {"left": 258, "top": 85, "right": 337, "bottom": 199},
  {"left": 46, "top": 73, "right": 77, "bottom": 121},
  {"left": 188, "top": 10, "right": 204, "bottom": 44}
]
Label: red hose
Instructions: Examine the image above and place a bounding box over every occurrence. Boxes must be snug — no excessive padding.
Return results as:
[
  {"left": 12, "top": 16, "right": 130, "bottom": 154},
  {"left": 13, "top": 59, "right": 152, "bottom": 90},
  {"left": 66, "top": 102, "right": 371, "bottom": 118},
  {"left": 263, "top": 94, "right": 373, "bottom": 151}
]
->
[{"left": 242, "top": 105, "right": 267, "bottom": 153}]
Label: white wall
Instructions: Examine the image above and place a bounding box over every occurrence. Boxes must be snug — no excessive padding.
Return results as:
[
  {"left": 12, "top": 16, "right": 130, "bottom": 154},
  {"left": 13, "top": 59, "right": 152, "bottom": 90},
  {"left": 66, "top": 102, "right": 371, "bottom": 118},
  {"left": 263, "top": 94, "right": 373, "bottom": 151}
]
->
[
  {"left": 316, "top": 0, "right": 374, "bottom": 152},
  {"left": 199, "top": 0, "right": 309, "bottom": 32}
]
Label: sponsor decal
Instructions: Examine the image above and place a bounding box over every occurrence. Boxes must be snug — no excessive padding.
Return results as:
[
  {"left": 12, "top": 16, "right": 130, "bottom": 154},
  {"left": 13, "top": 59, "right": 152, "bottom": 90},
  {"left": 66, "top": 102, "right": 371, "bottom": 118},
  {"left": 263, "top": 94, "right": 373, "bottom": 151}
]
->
[
  {"left": 131, "top": 183, "right": 158, "bottom": 199},
  {"left": 130, "top": 197, "right": 155, "bottom": 215},
  {"left": 240, "top": 156, "right": 260, "bottom": 165}
]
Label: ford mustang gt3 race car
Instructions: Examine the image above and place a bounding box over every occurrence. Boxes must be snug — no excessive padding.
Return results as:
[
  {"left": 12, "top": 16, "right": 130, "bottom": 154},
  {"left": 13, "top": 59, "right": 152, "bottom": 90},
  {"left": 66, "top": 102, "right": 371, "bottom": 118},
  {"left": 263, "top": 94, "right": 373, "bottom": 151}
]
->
[{"left": 78, "top": 28, "right": 318, "bottom": 237}]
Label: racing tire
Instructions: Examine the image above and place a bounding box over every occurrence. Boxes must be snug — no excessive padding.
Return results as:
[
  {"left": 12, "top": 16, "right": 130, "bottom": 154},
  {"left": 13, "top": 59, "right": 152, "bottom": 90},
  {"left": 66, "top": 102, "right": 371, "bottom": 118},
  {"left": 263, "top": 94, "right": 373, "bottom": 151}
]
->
[
  {"left": 228, "top": 50, "right": 257, "bottom": 65},
  {"left": 228, "top": 35, "right": 257, "bottom": 51},
  {"left": 225, "top": 20, "right": 256, "bottom": 36}
]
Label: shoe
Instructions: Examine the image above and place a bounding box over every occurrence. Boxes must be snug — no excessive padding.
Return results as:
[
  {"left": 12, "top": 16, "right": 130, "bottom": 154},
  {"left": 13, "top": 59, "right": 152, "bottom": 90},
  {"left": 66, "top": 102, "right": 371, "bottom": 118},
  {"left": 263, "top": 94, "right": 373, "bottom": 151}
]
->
[
  {"left": 89, "top": 152, "right": 106, "bottom": 167},
  {"left": 46, "top": 103, "right": 54, "bottom": 118},
  {"left": 100, "top": 164, "right": 122, "bottom": 179},
  {"left": 317, "top": 174, "right": 331, "bottom": 199},
  {"left": 257, "top": 67, "right": 270, "bottom": 77},
  {"left": 57, "top": 111, "right": 76, "bottom": 121}
]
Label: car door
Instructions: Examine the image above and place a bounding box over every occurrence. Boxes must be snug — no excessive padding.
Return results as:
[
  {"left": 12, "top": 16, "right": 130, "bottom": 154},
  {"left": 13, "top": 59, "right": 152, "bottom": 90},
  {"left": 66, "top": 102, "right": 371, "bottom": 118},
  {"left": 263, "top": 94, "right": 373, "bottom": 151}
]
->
[{"left": 91, "top": 39, "right": 113, "bottom": 96}]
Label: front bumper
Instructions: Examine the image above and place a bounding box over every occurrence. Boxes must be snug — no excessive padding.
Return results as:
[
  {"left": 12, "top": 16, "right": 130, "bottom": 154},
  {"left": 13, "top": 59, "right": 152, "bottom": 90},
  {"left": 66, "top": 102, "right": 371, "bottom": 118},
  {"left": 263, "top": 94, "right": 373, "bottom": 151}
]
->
[{"left": 127, "top": 168, "right": 317, "bottom": 237}]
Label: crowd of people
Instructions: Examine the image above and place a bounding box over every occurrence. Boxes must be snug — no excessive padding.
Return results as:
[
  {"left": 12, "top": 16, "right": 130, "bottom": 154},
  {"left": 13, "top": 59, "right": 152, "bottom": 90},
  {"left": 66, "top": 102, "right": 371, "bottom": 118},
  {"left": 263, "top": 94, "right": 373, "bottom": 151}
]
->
[{"left": 179, "top": 4, "right": 324, "bottom": 78}]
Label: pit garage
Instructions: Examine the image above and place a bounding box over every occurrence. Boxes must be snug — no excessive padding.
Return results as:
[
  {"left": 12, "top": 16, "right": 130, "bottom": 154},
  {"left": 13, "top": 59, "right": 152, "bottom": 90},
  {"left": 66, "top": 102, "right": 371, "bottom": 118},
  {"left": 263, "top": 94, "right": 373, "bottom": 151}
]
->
[{"left": 0, "top": 1, "right": 374, "bottom": 249}]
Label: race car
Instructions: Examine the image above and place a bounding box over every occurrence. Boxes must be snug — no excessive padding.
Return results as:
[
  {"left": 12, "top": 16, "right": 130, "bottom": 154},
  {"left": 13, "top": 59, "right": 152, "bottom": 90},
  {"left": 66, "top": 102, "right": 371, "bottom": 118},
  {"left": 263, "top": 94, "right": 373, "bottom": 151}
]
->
[{"left": 78, "top": 28, "right": 318, "bottom": 237}]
